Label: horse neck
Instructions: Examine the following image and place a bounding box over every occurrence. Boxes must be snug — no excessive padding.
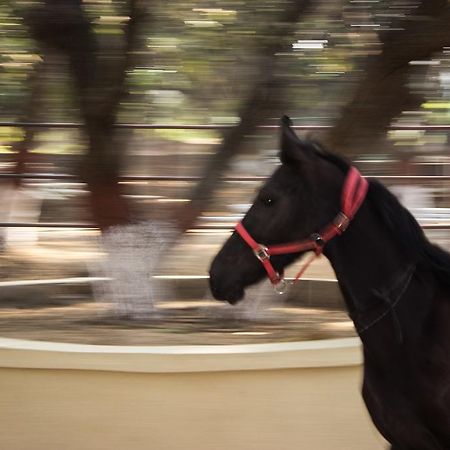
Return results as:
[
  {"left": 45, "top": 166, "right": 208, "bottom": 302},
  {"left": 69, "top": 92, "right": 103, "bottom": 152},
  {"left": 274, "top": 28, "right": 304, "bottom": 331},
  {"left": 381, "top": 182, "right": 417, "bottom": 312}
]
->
[{"left": 323, "top": 201, "right": 414, "bottom": 314}]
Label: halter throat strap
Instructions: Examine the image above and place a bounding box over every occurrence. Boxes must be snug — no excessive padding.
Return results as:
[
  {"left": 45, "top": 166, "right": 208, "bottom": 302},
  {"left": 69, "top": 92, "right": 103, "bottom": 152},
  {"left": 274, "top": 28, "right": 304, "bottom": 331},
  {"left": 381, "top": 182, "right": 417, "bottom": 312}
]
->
[{"left": 235, "top": 167, "right": 369, "bottom": 290}]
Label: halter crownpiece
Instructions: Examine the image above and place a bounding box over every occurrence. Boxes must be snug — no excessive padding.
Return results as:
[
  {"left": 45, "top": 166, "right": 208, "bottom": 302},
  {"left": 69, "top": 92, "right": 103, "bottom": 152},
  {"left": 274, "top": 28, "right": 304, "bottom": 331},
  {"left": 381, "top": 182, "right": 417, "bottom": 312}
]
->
[{"left": 235, "top": 166, "right": 369, "bottom": 293}]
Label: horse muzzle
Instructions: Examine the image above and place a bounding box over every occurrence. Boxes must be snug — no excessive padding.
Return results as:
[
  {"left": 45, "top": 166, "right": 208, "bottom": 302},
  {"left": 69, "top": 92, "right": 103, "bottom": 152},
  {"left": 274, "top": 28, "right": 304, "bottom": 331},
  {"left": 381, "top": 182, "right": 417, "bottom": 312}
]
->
[
  {"left": 209, "top": 264, "right": 245, "bottom": 304},
  {"left": 209, "top": 278, "right": 245, "bottom": 304}
]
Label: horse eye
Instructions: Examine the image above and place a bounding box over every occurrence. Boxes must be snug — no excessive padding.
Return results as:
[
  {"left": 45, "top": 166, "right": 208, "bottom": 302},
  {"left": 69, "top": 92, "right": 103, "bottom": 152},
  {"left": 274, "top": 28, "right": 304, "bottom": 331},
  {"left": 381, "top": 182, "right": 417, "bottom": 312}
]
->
[{"left": 260, "top": 196, "right": 275, "bottom": 207}]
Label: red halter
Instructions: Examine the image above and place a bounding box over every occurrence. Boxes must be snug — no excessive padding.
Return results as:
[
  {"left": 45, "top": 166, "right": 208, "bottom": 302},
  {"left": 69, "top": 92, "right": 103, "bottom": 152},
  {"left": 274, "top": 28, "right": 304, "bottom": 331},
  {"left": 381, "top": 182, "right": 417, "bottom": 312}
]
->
[{"left": 235, "top": 167, "right": 369, "bottom": 293}]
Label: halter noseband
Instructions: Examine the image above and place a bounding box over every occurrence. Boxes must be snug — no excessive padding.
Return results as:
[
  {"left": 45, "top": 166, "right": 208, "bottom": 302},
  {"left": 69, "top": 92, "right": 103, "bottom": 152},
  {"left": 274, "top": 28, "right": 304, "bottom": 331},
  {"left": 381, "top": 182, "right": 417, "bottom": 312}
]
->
[{"left": 235, "top": 167, "right": 369, "bottom": 293}]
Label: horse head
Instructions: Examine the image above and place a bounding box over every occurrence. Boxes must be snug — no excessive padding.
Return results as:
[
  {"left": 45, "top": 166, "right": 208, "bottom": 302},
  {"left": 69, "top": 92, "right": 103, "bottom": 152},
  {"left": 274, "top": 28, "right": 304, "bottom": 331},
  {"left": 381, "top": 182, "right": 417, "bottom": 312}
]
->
[{"left": 209, "top": 116, "right": 349, "bottom": 303}]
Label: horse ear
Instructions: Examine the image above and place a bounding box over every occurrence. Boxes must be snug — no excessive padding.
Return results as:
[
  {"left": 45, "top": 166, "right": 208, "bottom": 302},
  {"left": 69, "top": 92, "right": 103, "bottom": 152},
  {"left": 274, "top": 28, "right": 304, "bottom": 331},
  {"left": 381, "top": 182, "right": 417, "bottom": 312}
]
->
[{"left": 279, "top": 116, "right": 310, "bottom": 166}]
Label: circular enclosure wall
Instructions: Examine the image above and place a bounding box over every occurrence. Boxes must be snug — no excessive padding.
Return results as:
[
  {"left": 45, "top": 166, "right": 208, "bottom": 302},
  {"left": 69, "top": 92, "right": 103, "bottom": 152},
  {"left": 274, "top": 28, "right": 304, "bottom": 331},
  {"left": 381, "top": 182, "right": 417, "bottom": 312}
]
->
[{"left": 0, "top": 337, "right": 387, "bottom": 450}]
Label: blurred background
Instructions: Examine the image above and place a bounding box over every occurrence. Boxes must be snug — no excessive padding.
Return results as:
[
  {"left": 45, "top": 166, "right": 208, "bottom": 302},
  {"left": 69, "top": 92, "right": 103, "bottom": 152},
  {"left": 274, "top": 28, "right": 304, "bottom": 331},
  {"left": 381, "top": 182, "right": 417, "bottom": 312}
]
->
[{"left": 1, "top": 0, "right": 450, "bottom": 344}]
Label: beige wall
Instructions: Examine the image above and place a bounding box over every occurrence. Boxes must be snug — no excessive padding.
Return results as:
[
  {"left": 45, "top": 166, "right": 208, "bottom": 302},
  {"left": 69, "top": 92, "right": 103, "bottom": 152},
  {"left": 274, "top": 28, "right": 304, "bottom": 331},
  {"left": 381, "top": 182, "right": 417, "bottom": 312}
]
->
[{"left": 0, "top": 338, "right": 387, "bottom": 450}]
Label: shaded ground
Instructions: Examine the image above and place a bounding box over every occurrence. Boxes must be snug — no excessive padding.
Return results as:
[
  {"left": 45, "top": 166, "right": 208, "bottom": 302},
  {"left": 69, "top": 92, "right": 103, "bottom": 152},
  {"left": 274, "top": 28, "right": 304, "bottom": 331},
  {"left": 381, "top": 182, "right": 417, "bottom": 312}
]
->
[
  {"left": 0, "top": 298, "right": 355, "bottom": 346},
  {"left": 0, "top": 232, "right": 355, "bottom": 346}
]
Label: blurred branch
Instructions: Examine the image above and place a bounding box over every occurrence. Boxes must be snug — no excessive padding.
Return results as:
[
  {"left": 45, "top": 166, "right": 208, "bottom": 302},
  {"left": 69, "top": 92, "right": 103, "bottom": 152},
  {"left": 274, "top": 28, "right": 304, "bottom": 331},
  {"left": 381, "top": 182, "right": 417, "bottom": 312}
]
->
[
  {"left": 326, "top": 0, "right": 450, "bottom": 156},
  {"left": 177, "top": 0, "right": 312, "bottom": 232}
]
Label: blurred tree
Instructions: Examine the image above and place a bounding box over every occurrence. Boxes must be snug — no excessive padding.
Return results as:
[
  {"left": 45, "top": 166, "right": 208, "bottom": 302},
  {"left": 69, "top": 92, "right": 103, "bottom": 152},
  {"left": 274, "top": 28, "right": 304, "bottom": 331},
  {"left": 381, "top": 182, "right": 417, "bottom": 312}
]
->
[
  {"left": 2, "top": 0, "right": 450, "bottom": 233},
  {"left": 13, "top": 0, "right": 315, "bottom": 233},
  {"left": 177, "top": 0, "right": 312, "bottom": 231},
  {"left": 325, "top": 0, "right": 450, "bottom": 156},
  {"left": 21, "top": 0, "right": 151, "bottom": 230}
]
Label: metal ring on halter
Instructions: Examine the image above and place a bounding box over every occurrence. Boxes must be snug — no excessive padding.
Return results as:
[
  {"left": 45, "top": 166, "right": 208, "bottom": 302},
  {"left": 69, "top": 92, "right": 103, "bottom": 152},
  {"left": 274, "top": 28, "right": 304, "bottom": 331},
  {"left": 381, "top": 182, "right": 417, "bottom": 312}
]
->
[
  {"left": 310, "top": 233, "right": 325, "bottom": 248},
  {"left": 273, "top": 277, "right": 288, "bottom": 294}
]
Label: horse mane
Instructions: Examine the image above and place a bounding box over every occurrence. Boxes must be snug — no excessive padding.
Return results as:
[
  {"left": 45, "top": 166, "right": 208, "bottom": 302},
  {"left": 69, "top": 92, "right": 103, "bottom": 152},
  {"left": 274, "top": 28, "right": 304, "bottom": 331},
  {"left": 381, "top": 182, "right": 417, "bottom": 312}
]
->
[
  {"left": 366, "top": 179, "right": 450, "bottom": 286},
  {"left": 307, "top": 139, "right": 450, "bottom": 286}
]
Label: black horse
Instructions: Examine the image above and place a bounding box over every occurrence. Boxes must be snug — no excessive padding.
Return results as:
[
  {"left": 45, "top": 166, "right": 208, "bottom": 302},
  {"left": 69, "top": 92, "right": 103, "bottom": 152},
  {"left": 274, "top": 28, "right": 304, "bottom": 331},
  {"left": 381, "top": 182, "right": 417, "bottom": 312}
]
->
[{"left": 209, "top": 116, "right": 450, "bottom": 449}]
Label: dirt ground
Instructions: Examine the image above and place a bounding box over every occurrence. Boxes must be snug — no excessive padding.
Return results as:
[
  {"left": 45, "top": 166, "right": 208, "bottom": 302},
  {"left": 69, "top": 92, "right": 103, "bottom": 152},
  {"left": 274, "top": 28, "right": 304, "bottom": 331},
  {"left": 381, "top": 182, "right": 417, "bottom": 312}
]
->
[
  {"left": 0, "top": 297, "right": 355, "bottom": 345},
  {"left": 0, "top": 236, "right": 355, "bottom": 346}
]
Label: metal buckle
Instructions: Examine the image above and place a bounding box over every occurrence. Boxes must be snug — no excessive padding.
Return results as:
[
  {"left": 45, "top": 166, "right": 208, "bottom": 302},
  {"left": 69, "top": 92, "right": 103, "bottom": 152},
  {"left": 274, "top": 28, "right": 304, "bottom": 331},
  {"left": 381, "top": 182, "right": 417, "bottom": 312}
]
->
[
  {"left": 333, "top": 212, "right": 350, "bottom": 233},
  {"left": 273, "top": 277, "right": 288, "bottom": 295},
  {"left": 310, "top": 233, "right": 325, "bottom": 247},
  {"left": 254, "top": 245, "right": 270, "bottom": 261}
]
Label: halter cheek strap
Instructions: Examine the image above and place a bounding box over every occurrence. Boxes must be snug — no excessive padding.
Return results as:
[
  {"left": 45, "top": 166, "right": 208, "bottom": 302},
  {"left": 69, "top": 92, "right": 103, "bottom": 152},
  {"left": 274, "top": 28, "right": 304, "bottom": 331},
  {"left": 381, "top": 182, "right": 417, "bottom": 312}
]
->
[{"left": 235, "top": 167, "right": 368, "bottom": 292}]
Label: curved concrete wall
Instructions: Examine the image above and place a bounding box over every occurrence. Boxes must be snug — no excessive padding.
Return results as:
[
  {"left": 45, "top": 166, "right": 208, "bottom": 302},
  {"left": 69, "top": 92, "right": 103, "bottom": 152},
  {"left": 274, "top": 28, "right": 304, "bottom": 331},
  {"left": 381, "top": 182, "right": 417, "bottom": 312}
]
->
[{"left": 0, "top": 337, "right": 387, "bottom": 450}]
